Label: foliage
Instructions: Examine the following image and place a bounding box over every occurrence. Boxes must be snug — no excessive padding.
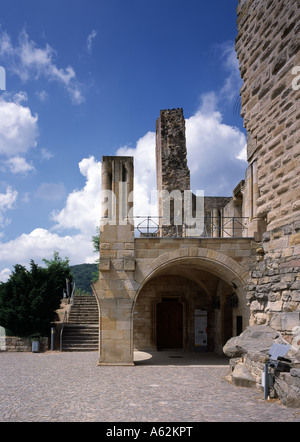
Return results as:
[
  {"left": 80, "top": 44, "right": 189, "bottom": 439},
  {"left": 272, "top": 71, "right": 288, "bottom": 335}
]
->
[
  {"left": 92, "top": 226, "right": 100, "bottom": 253},
  {"left": 75, "top": 288, "right": 91, "bottom": 296},
  {"left": 0, "top": 252, "right": 72, "bottom": 337},
  {"left": 70, "top": 263, "right": 98, "bottom": 294}
]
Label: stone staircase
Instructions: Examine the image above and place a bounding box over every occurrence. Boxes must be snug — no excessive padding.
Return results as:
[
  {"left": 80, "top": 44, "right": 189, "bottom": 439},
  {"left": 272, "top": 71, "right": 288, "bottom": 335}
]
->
[{"left": 61, "top": 295, "right": 99, "bottom": 351}]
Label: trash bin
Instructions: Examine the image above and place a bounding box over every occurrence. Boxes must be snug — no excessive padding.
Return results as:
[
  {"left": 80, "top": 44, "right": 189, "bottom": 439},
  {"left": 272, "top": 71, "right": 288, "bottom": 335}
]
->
[{"left": 32, "top": 340, "right": 39, "bottom": 353}]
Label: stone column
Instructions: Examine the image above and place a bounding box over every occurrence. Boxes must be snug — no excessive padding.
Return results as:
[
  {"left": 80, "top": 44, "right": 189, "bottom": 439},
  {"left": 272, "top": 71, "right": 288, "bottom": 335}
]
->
[{"left": 94, "top": 156, "right": 137, "bottom": 365}]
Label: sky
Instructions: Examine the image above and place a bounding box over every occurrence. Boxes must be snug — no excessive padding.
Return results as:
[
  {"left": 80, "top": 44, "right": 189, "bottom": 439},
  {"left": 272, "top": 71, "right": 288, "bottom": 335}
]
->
[{"left": 0, "top": 0, "right": 248, "bottom": 281}]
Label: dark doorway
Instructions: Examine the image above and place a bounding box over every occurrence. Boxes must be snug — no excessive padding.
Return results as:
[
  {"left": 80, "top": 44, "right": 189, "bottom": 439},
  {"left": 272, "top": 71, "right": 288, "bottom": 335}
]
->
[
  {"left": 156, "top": 298, "right": 183, "bottom": 350},
  {"left": 236, "top": 316, "right": 243, "bottom": 336}
]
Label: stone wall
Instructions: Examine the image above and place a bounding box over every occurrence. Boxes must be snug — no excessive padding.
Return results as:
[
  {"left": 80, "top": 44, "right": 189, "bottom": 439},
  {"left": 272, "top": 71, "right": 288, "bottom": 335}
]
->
[
  {"left": 0, "top": 336, "right": 48, "bottom": 352},
  {"left": 236, "top": 0, "right": 300, "bottom": 337},
  {"left": 223, "top": 325, "right": 300, "bottom": 407}
]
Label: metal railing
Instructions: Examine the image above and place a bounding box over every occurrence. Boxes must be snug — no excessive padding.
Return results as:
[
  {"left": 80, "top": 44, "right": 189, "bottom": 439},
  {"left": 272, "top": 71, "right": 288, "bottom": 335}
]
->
[
  {"left": 60, "top": 281, "right": 75, "bottom": 351},
  {"left": 203, "top": 216, "right": 249, "bottom": 238},
  {"left": 70, "top": 282, "right": 75, "bottom": 306},
  {"left": 60, "top": 310, "right": 68, "bottom": 351},
  {"left": 134, "top": 216, "right": 249, "bottom": 238}
]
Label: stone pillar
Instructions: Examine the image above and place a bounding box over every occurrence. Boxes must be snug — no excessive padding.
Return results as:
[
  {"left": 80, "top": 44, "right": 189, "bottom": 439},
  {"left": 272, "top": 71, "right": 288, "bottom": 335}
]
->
[
  {"left": 156, "top": 108, "right": 191, "bottom": 237},
  {"left": 94, "top": 156, "right": 137, "bottom": 365},
  {"left": 212, "top": 208, "right": 220, "bottom": 238}
]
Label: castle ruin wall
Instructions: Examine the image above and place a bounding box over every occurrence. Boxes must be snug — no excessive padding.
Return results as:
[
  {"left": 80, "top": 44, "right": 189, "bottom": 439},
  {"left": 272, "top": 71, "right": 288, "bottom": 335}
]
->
[{"left": 236, "top": 0, "right": 300, "bottom": 338}]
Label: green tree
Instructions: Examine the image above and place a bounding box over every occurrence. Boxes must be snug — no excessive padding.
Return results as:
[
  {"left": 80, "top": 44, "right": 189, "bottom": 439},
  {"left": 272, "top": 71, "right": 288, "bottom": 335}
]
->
[{"left": 0, "top": 252, "right": 72, "bottom": 337}]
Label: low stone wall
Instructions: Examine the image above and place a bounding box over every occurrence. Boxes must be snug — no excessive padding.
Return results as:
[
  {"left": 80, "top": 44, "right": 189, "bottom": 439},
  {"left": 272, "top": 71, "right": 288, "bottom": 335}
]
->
[
  {"left": 223, "top": 325, "right": 300, "bottom": 407},
  {"left": 0, "top": 336, "right": 49, "bottom": 352}
]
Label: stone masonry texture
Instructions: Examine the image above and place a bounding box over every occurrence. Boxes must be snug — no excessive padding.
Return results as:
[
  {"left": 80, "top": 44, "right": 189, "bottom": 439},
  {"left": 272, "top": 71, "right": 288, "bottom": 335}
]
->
[
  {"left": 236, "top": 0, "right": 300, "bottom": 336},
  {"left": 156, "top": 108, "right": 190, "bottom": 236}
]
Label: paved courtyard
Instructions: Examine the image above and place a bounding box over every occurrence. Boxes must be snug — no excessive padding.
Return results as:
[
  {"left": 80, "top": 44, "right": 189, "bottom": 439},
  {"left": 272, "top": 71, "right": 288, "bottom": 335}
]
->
[{"left": 0, "top": 350, "right": 299, "bottom": 422}]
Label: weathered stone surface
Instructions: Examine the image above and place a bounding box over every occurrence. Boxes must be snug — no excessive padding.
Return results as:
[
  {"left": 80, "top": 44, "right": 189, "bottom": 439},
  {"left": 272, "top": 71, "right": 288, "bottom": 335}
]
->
[
  {"left": 274, "top": 371, "right": 300, "bottom": 408},
  {"left": 223, "top": 325, "right": 282, "bottom": 359},
  {"left": 236, "top": 0, "right": 300, "bottom": 334},
  {"left": 224, "top": 323, "right": 300, "bottom": 406},
  {"left": 231, "top": 363, "right": 257, "bottom": 388}
]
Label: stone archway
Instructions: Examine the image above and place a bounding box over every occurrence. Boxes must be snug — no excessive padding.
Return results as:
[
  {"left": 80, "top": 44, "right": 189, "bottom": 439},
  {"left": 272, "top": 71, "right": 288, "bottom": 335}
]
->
[
  {"left": 133, "top": 247, "right": 249, "bottom": 355},
  {"left": 134, "top": 247, "right": 248, "bottom": 302},
  {"left": 95, "top": 246, "right": 250, "bottom": 365}
]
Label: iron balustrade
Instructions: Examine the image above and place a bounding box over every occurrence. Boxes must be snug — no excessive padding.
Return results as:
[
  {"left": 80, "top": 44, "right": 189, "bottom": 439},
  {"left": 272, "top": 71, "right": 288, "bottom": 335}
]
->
[
  {"left": 60, "top": 310, "right": 68, "bottom": 351},
  {"left": 60, "top": 282, "right": 75, "bottom": 351},
  {"left": 134, "top": 216, "right": 249, "bottom": 238}
]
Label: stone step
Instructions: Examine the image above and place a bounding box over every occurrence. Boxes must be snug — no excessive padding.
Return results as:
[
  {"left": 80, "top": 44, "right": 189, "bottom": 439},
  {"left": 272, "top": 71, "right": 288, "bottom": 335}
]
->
[
  {"left": 69, "top": 316, "right": 98, "bottom": 319},
  {"left": 68, "top": 319, "right": 98, "bottom": 324},
  {"left": 73, "top": 296, "right": 98, "bottom": 304},
  {"left": 61, "top": 294, "right": 99, "bottom": 351},
  {"left": 69, "top": 312, "right": 98, "bottom": 315},
  {"left": 62, "top": 325, "right": 98, "bottom": 351},
  {"left": 62, "top": 346, "right": 98, "bottom": 352}
]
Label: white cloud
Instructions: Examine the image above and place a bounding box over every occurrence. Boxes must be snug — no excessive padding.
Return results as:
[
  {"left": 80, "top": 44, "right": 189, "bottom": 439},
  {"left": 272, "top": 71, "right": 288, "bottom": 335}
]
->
[
  {"left": 51, "top": 156, "right": 102, "bottom": 234},
  {"left": 0, "top": 185, "right": 18, "bottom": 227},
  {"left": 5, "top": 156, "right": 35, "bottom": 174},
  {"left": 218, "top": 41, "right": 243, "bottom": 103},
  {"left": 116, "top": 131, "right": 157, "bottom": 217},
  {"left": 0, "top": 228, "right": 95, "bottom": 270},
  {"left": 236, "top": 145, "right": 247, "bottom": 162},
  {"left": 35, "top": 90, "right": 48, "bottom": 102},
  {"left": 0, "top": 158, "right": 101, "bottom": 271},
  {"left": 0, "top": 30, "right": 13, "bottom": 56},
  {"left": 186, "top": 96, "right": 247, "bottom": 195},
  {"left": 0, "top": 97, "right": 39, "bottom": 157},
  {"left": 0, "top": 267, "right": 11, "bottom": 283},
  {"left": 0, "top": 29, "right": 85, "bottom": 104},
  {"left": 11, "top": 91, "right": 28, "bottom": 104},
  {"left": 40, "top": 147, "right": 53, "bottom": 161},
  {"left": 86, "top": 30, "right": 97, "bottom": 54}
]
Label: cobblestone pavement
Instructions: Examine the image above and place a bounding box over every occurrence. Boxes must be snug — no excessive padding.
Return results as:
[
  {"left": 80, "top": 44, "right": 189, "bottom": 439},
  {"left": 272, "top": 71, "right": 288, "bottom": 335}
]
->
[{"left": 0, "top": 351, "right": 299, "bottom": 422}]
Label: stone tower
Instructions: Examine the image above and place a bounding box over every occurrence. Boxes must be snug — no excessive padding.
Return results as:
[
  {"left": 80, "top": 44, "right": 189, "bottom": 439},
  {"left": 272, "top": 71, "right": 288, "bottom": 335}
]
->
[
  {"left": 236, "top": 0, "right": 300, "bottom": 336},
  {"left": 156, "top": 108, "right": 191, "bottom": 236}
]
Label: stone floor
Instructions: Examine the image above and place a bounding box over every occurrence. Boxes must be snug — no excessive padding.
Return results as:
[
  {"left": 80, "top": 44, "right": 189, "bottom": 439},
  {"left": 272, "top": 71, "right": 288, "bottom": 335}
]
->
[{"left": 0, "top": 350, "right": 299, "bottom": 422}]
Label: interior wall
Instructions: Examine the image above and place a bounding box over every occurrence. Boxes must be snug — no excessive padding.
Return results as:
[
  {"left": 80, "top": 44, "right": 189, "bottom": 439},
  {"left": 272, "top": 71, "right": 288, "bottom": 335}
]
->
[{"left": 133, "top": 271, "right": 239, "bottom": 354}]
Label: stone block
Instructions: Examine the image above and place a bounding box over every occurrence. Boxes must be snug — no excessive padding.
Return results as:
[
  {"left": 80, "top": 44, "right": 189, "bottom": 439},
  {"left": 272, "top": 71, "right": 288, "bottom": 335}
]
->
[
  {"left": 231, "top": 363, "right": 257, "bottom": 388},
  {"left": 124, "top": 258, "right": 135, "bottom": 271},
  {"left": 99, "top": 258, "right": 110, "bottom": 272},
  {"left": 110, "top": 258, "right": 124, "bottom": 271},
  {"left": 290, "top": 234, "right": 300, "bottom": 246},
  {"left": 266, "top": 300, "right": 283, "bottom": 312},
  {"left": 270, "top": 312, "right": 300, "bottom": 331}
]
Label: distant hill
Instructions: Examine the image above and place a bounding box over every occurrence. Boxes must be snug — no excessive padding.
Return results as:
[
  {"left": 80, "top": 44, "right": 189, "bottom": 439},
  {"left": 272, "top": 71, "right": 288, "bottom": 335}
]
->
[{"left": 70, "top": 263, "right": 98, "bottom": 294}]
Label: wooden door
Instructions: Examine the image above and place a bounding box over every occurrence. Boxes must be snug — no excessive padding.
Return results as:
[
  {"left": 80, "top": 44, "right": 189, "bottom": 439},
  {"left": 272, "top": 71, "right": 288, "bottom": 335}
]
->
[{"left": 157, "top": 298, "right": 183, "bottom": 349}]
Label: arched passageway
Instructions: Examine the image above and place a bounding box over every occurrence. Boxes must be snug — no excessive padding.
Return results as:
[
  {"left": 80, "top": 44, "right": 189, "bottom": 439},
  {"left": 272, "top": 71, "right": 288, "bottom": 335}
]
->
[{"left": 133, "top": 254, "right": 248, "bottom": 355}]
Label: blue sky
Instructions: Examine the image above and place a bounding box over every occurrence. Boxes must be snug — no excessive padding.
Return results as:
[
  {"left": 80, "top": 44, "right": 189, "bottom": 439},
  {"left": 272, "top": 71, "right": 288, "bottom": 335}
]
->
[{"left": 0, "top": 0, "right": 247, "bottom": 280}]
